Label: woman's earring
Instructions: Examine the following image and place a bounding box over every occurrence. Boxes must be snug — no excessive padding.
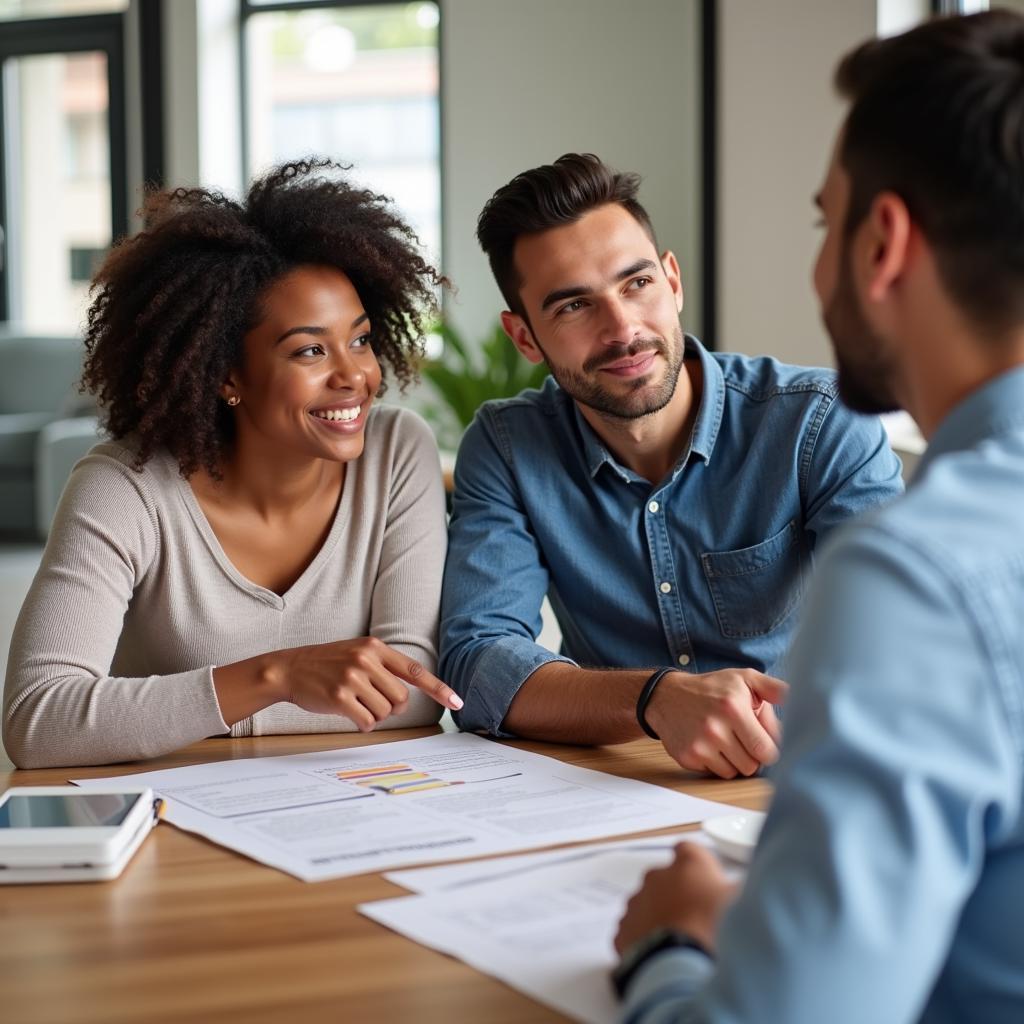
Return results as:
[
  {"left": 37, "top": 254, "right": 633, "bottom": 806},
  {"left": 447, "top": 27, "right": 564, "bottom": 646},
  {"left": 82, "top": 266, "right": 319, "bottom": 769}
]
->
[{"left": 226, "top": 395, "right": 240, "bottom": 407}]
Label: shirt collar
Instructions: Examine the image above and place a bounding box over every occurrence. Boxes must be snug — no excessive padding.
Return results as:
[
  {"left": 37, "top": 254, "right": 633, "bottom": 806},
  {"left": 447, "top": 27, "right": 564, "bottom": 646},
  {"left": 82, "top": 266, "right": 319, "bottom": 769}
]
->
[
  {"left": 686, "top": 334, "right": 725, "bottom": 465},
  {"left": 573, "top": 333, "right": 725, "bottom": 480},
  {"left": 574, "top": 402, "right": 623, "bottom": 479},
  {"left": 917, "top": 364, "right": 1024, "bottom": 478}
]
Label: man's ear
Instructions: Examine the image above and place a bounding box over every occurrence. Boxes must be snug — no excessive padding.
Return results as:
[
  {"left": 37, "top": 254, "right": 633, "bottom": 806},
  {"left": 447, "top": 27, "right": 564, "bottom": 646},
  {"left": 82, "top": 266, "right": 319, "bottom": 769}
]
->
[
  {"left": 862, "top": 191, "right": 912, "bottom": 305},
  {"left": 660, "top": 250, "right": 685, "bottom": 314},
  {"left": 500, "top": 310, "right": 545, "bottom": 365}
]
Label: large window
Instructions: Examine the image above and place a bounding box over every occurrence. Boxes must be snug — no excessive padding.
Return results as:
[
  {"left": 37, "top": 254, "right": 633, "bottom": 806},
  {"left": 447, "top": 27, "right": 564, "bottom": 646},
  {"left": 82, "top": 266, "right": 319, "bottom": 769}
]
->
[
  {"left": 241, "top": 0, "right": 441, "bottom": 261},
  {"left": 0, "top": 11, "right": 126, "bottom": 329}
]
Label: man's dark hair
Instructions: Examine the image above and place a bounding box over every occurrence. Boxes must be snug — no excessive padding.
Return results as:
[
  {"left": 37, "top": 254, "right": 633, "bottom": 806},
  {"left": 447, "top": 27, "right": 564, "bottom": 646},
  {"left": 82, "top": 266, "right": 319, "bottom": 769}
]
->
[
  {"left": 83, "top": 158, "right": 444, "bottom": 477},
  {"left": 836, "top": 9, "right": 1024, "bottom": 336},
  {"left": 476, "top": 153, "right": 658, "bottom": 318}
]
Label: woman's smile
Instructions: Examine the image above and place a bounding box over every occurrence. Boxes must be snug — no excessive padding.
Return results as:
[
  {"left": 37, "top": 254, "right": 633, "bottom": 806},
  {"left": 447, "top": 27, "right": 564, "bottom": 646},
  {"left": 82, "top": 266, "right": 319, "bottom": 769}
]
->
[
  {"left": 228, "top": 264, "right": 383, "bottom": 463},
  {"left": 309, "top": 402, "right": 366, "bottom": 432}
]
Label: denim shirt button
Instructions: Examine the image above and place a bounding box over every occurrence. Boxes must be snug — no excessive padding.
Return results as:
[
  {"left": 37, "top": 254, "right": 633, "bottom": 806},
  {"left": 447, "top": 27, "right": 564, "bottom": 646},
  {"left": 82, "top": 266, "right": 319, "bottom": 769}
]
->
[
  {"left": 659, "top": 581, "right": 672, "bottom": 594},
  {"left": 648, "top": 500, "right": 660, "bottom": 513},
  {"left": 678, "top": 654, "right": 691, "bottom": 666}
]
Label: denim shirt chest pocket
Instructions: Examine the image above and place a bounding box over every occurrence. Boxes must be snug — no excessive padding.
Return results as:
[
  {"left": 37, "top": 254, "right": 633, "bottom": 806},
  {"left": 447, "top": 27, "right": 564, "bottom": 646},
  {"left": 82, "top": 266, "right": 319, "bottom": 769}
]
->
[{"left": 700, "top": 519, "right": 806, "bottom": 638}]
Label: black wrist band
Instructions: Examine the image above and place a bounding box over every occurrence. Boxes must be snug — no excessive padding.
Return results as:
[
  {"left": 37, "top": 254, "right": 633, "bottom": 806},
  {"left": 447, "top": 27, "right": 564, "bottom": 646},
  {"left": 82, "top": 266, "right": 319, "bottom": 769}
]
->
[
  {"left": 636, "top": 667, "right": 675, "bottom": 740},
  {"left": 612, "top": 927, "right": 714, "bottom": 998}
]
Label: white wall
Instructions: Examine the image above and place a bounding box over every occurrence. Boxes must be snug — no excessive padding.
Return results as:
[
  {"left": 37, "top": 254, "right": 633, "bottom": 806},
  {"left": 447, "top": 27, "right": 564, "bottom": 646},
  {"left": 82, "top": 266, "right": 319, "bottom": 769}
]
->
[
  {"left": 717, "top": 0, "right": 877, "bottom": 367},
  {"left": 440, "top": 0, "right": 703, "bottom": 344}
]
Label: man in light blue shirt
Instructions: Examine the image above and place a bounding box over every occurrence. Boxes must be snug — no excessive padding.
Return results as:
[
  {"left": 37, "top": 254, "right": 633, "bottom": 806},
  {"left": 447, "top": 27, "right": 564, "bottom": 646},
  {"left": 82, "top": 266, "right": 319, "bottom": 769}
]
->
[
  {"left": 614, "top": 10, "right": 1024, "bottom": 1022},
  {"left": 440, "top": 154, "right": 902, "bottom": 779}
]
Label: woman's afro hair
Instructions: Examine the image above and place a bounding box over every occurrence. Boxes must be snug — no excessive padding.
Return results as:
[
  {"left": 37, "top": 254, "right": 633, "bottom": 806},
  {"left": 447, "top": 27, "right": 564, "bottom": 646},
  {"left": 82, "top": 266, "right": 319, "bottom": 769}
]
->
[{"left": 82, "top": 158, "right": 444, "bottom": 476}]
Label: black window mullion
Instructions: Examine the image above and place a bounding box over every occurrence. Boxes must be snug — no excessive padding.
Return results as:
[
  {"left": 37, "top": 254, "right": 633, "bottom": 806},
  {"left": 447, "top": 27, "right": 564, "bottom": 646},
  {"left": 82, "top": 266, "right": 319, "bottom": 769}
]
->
[{"left": 139, "top": 0, "right": 165, "bottom": 189}]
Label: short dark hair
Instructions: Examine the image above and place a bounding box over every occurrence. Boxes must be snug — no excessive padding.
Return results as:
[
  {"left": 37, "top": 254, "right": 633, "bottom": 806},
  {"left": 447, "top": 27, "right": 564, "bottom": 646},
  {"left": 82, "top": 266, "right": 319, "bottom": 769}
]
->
[
  {"left": 83, "top": 158, "right": 444, "bottom": 477},
  {"left": 836, "top": 9, "right": 1024, "bottom": 336},
  {"left": 476, "top": 153, "right": 658, "bottom": 318}
]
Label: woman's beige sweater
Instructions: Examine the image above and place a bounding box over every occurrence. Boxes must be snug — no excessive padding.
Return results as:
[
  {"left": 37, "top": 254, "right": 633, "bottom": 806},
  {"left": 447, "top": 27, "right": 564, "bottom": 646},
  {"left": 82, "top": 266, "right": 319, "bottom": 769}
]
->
[{"left": 3, "top": 406, "right": 447, "bottom": 768}]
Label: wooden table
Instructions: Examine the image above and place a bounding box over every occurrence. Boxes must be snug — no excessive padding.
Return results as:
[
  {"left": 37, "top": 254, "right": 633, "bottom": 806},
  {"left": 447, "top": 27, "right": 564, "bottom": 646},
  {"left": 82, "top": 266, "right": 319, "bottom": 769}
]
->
[{"left": 0, "top": 729, "right": 768, "bottom": 1024}]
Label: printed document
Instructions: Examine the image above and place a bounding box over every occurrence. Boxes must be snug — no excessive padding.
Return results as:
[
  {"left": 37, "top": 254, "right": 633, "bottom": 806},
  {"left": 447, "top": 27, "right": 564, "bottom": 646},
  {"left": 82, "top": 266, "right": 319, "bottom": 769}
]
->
[
  {"left": 76, "top": 733, "right": 734, "bottom": 881},
  {"left": 362, "top": 832, "right": 745, "bottom": 1024}
]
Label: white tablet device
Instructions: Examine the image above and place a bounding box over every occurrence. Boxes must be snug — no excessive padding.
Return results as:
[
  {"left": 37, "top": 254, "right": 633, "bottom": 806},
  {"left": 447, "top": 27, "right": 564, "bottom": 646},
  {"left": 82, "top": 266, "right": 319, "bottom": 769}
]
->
[{"left": 0, "top": 786, "right": 161, "bottom": 884}]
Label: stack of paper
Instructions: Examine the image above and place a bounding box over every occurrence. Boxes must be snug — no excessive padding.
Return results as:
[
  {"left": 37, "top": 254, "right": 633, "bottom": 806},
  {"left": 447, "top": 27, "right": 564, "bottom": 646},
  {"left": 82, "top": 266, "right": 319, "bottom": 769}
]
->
[
  {"left": 362, "top": 832, "right": 744, "bottom": 1024},
  {"left": 76, "top": 733, "right": 736, "bottom": 882}
]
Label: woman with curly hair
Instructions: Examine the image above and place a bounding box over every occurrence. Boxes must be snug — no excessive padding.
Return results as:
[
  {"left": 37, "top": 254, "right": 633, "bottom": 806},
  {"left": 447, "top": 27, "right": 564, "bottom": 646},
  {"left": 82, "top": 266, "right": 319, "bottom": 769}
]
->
[{"left": 3, "top": 159, "right": 463, "bottom": 769}]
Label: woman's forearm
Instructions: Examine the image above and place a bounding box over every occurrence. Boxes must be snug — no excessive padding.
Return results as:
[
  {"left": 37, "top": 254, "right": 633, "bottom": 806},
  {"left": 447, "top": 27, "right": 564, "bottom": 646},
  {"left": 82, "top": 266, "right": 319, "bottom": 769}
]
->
[{"left": 212, "top": 652, "right": 289, "bottom": 726}]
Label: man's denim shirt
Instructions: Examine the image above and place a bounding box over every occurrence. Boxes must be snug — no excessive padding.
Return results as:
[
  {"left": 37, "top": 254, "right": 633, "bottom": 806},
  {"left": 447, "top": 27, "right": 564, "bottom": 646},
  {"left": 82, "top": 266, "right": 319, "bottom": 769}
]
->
[{"left": 439, "top": 336, "right": 904, "bottom": 734}]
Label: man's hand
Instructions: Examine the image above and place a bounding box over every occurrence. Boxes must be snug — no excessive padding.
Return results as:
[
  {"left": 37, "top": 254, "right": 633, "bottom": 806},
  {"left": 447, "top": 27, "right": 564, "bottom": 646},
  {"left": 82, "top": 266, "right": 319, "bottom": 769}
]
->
[
  {"left": 645, "top": 668, "right": 788, "bottom": 778},
  {"left": 615, "top": 842, "right": 735, "bottom": 955}
]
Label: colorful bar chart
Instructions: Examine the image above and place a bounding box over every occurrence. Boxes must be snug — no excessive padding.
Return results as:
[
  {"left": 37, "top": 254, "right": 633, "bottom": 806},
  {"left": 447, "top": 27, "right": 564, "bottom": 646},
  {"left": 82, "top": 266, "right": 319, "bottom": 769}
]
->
[{"left": 336, "top": 764, "right": 461, "bottom": 796}]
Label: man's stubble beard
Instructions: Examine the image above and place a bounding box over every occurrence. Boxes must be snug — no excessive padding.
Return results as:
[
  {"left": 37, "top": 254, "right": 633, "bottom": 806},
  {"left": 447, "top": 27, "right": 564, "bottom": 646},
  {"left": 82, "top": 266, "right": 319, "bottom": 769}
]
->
[
  {"left": 534, "top": 324, "right": 686, "bottom": 422},
  {"left": 826, "top": 246, "right": 902, "bottom": 415}
]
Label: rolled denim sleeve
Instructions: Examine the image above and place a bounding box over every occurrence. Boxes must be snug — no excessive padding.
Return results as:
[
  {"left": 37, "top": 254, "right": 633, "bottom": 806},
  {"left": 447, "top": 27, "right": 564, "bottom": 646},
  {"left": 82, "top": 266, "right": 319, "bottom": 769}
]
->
[
  {"left": 800, "top": 391, "right": 904, "bottom": 545},
  {"left": 439, "top": 408, "right": 574, "bottom": 735}
]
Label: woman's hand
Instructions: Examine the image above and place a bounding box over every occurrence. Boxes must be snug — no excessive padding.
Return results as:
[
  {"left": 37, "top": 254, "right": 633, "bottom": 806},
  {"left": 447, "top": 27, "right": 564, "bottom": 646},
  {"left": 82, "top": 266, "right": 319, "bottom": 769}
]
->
[
  {"left": 278, "top": 636, "right": 463, "bottom": 729},
  {"left": 213, "top": 636, "right": 462, "bottom": 730}
]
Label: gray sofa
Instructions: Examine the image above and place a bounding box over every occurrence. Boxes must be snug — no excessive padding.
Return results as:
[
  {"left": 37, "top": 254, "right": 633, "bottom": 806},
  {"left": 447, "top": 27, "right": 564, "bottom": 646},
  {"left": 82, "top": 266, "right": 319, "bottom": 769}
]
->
[{"left": 0, "top": 330, "right": 102, "bottom": 538}]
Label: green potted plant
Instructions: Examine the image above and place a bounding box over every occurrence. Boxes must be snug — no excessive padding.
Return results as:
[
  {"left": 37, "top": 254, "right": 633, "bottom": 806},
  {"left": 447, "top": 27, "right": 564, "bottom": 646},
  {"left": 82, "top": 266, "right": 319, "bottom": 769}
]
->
[{"left": 419, "top": 320, "right": 549, "bottom": 451}]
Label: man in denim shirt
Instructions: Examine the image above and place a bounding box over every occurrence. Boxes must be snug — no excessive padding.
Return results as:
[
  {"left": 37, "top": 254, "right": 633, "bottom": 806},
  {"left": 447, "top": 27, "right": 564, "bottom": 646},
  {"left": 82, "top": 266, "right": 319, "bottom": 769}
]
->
[
  {"left": 614, "top": 11, "right": 1024, "bottom": 1022},
  {"left": 439, "top": 154, "right": 902, "bottom": 779}
]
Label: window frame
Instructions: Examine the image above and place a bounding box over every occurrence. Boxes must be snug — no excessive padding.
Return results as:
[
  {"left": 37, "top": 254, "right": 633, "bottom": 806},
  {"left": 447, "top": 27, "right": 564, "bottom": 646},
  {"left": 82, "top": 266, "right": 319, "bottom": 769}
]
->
[{"left": 0, "top": 12, "right": 127, "bottom": 323}]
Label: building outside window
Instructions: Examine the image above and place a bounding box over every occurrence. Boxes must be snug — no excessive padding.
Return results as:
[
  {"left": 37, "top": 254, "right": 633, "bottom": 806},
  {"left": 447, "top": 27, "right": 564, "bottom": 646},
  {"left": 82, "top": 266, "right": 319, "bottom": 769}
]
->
[{"left": 242, "top": 0, "right": 441, "bottom": 262}]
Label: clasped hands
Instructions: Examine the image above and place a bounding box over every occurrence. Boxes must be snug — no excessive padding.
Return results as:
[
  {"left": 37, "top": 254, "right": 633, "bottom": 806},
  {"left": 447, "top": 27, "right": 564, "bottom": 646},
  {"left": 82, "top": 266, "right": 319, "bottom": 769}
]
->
[{"left": 644, "top": 667, "right": 789, "bottom": 779}]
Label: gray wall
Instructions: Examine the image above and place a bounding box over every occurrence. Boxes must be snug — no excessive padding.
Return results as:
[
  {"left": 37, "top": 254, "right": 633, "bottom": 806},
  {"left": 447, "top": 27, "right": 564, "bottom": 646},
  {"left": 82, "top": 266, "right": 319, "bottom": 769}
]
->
[
  {"left": 162, "top": 0, "right": 201, "bottom": 191},
  {"left": 439, "top": 0, "right": 704, "bottom": 343},
  {"left": 717, "top": 0, "right": 877, "bottom": 367}
]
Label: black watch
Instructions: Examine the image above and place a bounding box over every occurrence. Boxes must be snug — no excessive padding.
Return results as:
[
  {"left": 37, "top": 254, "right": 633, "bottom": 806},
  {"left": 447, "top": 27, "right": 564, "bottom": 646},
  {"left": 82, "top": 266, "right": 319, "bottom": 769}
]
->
[{"left": 612, "top": 926, "right": 714, "bottom": 998}]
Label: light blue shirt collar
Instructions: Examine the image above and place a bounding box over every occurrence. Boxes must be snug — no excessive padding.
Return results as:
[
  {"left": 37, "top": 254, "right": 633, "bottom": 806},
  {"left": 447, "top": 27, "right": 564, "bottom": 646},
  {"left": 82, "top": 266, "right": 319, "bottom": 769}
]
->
[{"left": 917, "top": 363, "right": 1024, "bottom": 478}]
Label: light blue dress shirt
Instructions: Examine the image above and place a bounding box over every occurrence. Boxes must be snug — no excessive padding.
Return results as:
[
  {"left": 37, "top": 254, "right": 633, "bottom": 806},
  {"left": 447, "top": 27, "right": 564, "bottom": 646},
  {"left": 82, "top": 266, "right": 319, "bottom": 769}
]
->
[
  {"left": 440, "top": 336, "right": 903, "bottom": 735},
  {"left": 621, "top": 366, "right": 1024, "bottom": 1023}
]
